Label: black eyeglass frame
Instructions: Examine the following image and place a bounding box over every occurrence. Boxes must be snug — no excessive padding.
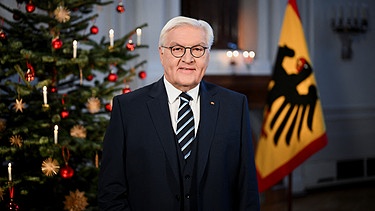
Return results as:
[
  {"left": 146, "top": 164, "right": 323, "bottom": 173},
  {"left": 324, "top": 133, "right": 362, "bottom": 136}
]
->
[{"left": 161, "top": 45, "right": 209, "bottom": 58}]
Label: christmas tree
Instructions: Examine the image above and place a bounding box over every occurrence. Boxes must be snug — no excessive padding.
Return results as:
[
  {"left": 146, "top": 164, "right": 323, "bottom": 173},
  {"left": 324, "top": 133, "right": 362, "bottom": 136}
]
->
[{"left": 0, "top": 0, "right": 147, "bottom": 210}]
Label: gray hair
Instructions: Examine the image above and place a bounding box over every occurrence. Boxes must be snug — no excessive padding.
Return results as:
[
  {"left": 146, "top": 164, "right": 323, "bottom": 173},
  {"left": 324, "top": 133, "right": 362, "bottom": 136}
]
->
[{"left": 158, "top": 16, "right": 214, "bottom": 49}]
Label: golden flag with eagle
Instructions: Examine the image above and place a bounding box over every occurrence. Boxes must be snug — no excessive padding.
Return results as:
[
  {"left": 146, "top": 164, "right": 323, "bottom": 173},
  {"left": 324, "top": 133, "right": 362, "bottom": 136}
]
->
[{"left": 255, "top": 0, "right": 328, "bottom": 193}]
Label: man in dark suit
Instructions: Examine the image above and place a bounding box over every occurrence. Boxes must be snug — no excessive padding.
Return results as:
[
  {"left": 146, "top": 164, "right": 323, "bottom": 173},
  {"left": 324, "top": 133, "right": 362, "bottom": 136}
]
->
[{"left": 98, "top": 16, "right": 260, "bottom": 210}]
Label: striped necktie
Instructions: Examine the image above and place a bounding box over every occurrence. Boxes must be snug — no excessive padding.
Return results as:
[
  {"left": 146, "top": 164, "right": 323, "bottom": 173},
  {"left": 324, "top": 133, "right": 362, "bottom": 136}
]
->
[{"left": 176, "top": 92, "right": 195, "bottom": 159}]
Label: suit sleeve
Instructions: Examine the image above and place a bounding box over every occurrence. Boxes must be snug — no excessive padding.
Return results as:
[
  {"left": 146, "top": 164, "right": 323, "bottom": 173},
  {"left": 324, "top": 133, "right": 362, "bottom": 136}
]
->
[
  {"left": 98, "top": 96, "right": 131, "bottom": 210},
  {"left": 238, "top": 95, "right": 260, "bottom": 210}
]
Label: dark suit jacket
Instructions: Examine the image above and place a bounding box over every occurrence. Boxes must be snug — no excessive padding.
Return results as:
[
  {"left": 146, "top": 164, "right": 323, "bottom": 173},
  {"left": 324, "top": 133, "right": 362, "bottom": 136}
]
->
[{"left": 98, "top": 77, "right": 259, "bottom": 210}]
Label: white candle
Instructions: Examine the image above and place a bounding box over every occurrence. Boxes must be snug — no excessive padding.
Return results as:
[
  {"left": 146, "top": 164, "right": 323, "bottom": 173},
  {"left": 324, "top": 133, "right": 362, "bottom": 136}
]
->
[
  {"left": 43, "top": 86, "right": 48, "bottom": 105},
  {"left": 109, "top": 29, "right": 114, "bottom": 47},
  {"left": 136, "top": 28, "right": 142, "bottom": 46},
  {"left": 73, "top": 40, "right": 77, "bottom": 58},
  {"left": 8, "top": 163, "right": 12, "bottom": 181},
  {"left": 54, "top": 125, "right": 58, "bottom": 144}
]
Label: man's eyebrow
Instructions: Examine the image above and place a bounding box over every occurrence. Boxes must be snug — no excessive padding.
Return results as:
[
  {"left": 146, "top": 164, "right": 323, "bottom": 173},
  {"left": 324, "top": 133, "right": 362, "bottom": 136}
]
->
[{"left": 167, "top": 42, "right": 207, "bottom": 46}]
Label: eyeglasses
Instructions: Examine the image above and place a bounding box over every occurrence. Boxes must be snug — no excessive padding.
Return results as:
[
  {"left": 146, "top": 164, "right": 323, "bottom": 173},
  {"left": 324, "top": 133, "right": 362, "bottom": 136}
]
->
[{"left": 161, "top": 45, "right": 208, "bottom": 58}]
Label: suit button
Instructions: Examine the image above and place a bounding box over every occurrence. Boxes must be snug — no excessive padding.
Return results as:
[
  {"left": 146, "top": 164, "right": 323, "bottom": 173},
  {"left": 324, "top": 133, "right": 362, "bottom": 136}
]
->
[
  {"left": 185, "top": 194, "right": 190, "bottom": 199},
  {"left": 184, "top": 174, "right": 190, "bottom": 180}
]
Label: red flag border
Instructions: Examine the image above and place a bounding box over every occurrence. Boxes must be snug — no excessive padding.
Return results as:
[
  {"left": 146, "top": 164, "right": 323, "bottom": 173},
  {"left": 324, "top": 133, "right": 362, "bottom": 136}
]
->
[
  {"left": 288, "top": 0, "right": 300, "bottom": 19},
  {"left": 256, "top": 133, "right": 328, "bottom": 192}
]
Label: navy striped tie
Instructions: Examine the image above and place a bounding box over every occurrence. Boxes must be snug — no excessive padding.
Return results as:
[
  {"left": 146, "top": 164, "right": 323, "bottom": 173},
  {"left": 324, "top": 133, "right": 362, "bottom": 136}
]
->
[{"left": 176, "top": 92, "right": 195, "bottom": 159}]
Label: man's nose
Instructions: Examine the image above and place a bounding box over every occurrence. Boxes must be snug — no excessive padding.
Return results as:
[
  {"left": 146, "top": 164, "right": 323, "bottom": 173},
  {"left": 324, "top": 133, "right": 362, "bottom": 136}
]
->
[{"left": 182, "top": 49, "right": 194, "bottom": 62}]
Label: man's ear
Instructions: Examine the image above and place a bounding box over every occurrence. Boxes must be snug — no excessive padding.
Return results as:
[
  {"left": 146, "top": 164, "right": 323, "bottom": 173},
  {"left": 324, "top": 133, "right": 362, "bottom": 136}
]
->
[
  {"left": 158, "top": 47, "right": 164, "bottom": 64},
  {"left": 158, "top": 46, "right": 163, "bottom": 54}
]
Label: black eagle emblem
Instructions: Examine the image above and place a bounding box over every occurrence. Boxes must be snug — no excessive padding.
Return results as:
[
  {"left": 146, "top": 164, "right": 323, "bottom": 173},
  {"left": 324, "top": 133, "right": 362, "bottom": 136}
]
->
[{"left": 262, "top": 45, "right": 318, "bottom": 146}]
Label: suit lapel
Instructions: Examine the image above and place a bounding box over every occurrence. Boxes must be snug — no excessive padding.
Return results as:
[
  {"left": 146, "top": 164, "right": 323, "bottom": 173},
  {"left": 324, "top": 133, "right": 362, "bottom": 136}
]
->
[
  {"left": 145, "top": 79, "right": 220, "bottom": 185},
  {"left": 146, "top": 79, "right": 180, "bottom": 181},
  {"left": 196, "top": 81, "right": 219, "bottom": 181}
]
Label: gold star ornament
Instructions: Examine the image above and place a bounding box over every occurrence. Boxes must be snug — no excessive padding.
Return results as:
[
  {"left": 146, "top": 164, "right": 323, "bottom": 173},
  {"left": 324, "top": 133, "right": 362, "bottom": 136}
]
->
[
  {"left": 0, "top": 118, "right": 6, "bottom": 132},
  {"left": 0, "top": 186, "right": 4, "bottom": 201},
  {"left": 54, "top": 6, "right": 71, "bottom": 23},
  {"left": 41, "top": 157, "right": 60, "bottom": 177},
  {"left": 86, "top": 97, "right": 101, "bottom": 114},
  {"left": 9, "top": 135, "right": 23, "bottom": 148},
  {"left": 13, "top": 98, "right": 26, "bottom": 112},
  {"left": 70, "top": 125, "right": 87, "bottom": 138},
  {"left": 64, "top": 189, "right": 89, "bottom": 211}
]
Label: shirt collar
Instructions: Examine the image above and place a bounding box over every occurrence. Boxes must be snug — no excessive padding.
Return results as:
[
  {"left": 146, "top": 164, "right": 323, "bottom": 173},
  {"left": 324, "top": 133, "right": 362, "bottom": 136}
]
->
[{"left": 164, "top": 76, "right": 200, "bottom": 103}]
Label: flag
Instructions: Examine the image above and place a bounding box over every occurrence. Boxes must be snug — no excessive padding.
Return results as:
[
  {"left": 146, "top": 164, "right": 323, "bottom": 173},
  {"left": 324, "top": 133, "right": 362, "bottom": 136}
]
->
[{"left": 255, "top": 0, "right": 328, "bottom": 193}]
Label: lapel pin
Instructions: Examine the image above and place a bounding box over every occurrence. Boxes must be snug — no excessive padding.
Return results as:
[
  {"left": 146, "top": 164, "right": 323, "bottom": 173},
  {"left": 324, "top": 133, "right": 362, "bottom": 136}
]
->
[{"left": 210, "top": 101, "right": 215, "bottom": 105}]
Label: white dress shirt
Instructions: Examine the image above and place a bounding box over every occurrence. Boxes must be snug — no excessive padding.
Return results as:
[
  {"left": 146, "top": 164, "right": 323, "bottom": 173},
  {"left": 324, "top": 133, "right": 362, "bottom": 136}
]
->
[{"left": 164, "top": 77, "right": 200, "bottom": 136}]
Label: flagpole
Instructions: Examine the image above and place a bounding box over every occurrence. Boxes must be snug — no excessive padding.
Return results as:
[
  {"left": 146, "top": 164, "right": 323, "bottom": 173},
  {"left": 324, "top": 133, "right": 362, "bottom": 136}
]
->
[{"left": 288, "top": 172, "right": 293, "bottom": 211}]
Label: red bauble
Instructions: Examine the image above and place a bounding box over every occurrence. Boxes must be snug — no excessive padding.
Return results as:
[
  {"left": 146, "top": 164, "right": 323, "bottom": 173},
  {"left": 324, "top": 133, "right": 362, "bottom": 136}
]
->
[
  {"left": 107, "top": 73, "right": 118, "bottom": 82},
  {"left": 116, "top": 3, "right": 125, "bottom": 13},
  {"left": 0, "top": 30, "right": 6, "bottom": 40},
  {"left": 25, "top": 2, "right": 36, "bottom": 13},
  {"left": 49, "top": 86, "right": 58, "bottom": 93},
  {"left": 52, "top": 37, "right": 63, "bottom": 49},
  {"left": 126, "top": 41, "right": 135, "bottom": 51},
  {"left": 60, "top": 165, "right": 74, "bottom": 179},
  {"left": 90, "top": 25, "right": 99, "bottom": 34},
  {"left": 138, "top": 70, "right": 147, "bottom": 79},
  {"left": 122, "top": 87, "right": 131, "bottom": 94},
  {"left": 86, "top": 74, "right": 94, "bottom": 81},
  {"left": 60, "top": 109, "right": 69, "bottom": 119},
  {"left": 105, "top": 103, "right": 112, "bottom": 112}
]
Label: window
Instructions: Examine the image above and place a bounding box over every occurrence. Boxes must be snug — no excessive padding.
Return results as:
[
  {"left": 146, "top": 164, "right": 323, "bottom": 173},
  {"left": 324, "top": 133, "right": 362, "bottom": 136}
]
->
[{"left": 181, "top": 0, "right": 239, "bottom": 49}]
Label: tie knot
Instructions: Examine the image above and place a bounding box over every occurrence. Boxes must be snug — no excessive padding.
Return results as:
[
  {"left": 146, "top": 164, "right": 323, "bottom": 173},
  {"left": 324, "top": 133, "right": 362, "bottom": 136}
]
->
[{"left": 180, "top": 92, "right": 192, "bottom": 102}]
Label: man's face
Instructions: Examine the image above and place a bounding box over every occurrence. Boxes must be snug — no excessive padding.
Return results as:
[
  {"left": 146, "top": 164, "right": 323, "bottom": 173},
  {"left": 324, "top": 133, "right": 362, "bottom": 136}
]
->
[{"left": 159, "top": 25, "right": 210, "bottom": 92}]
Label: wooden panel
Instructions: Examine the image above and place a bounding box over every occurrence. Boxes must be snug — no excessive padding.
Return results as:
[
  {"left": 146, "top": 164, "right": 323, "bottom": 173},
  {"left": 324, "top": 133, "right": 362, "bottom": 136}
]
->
[{"left": 203, "top": 75, "right": 271, "bottom": 109}]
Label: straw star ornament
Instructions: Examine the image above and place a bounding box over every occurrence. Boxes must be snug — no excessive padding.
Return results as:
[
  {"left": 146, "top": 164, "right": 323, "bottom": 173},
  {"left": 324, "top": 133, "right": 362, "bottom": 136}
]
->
[
  {"left": 41, "top": 157, "right": 60, "bottom": 176},
  {"left": 9, "top": 135, "right": 23, "bottom": 148},
  {"left": 13, "top": 98, "right": 26, "bottom": 112}
]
